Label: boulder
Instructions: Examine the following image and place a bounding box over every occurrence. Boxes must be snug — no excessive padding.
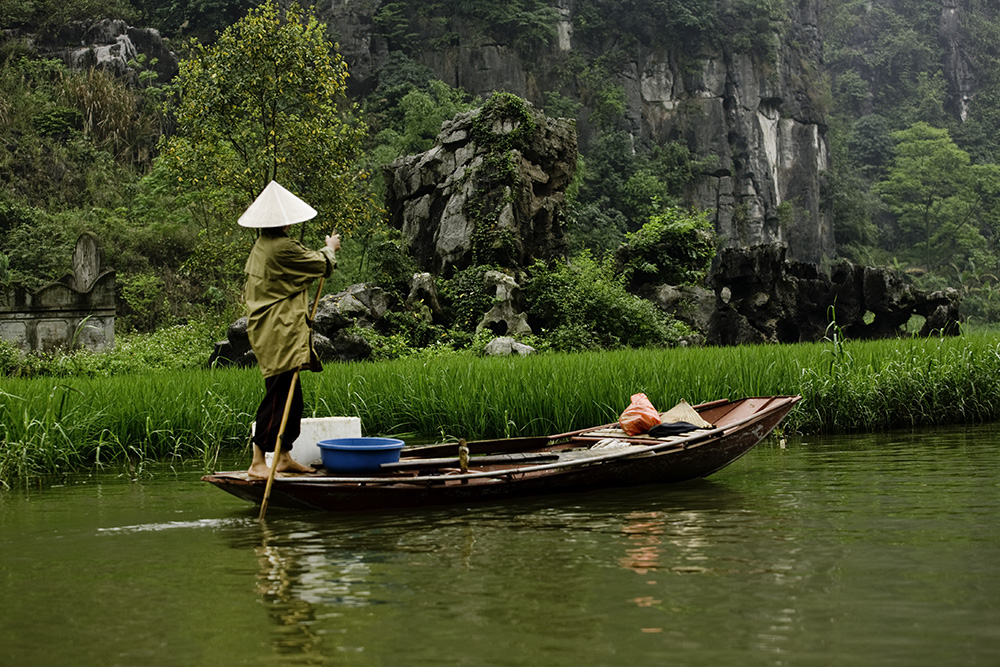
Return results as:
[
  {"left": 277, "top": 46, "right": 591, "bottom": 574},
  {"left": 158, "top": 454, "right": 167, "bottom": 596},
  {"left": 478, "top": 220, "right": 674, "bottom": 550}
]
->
[
  {"left": 213, "top": 284, "right": 390, "bottom": 368},
  {"left": 483, "top": 337, "right": 536, "bottom": 357},
  {"left": 384, "top": 94, "right": 576, "bottom": 276},
  {"left": 314, "top": 330, "right": 372, "bottom": 363},
  {"left": 314, "top": 284, "right": 392, "bottom": 335},
  {"left": 649, "top": 284, "right": 715, "bottom": 334},
  {"left": 917, "top": 289, "right": 962, "bottom": 337},
  {"left": 707, "top": 244, "right": 962, "bottom": 345},
  {"left": 208, "top": 317, "right": 254, "bottom": 368}
]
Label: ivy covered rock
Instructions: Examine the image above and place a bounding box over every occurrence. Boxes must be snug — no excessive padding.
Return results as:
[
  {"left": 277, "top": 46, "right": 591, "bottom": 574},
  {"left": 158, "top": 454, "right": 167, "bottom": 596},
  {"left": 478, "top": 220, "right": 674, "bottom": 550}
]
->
[
  {"left": 405, "top": 272, "right": 445, "bottom": 324},
  {"left": 384, "top": 93, "right": 577, "bottom": 276},
  {"left": 32, "top": 19, "right": 179, "bottom": 84}
]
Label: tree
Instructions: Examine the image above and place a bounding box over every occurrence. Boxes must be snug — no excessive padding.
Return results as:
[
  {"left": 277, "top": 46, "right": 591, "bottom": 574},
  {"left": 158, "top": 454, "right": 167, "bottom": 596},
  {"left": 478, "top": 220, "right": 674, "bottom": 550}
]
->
[
  {"left": 567, "top": 131, "right": 709, "bottom": 255},
  {"left": 874, "top": 122, "right": 1000, "bottom": 272},
  {"left": 158, "top": 1, "right": 372, "bottom": 239}
]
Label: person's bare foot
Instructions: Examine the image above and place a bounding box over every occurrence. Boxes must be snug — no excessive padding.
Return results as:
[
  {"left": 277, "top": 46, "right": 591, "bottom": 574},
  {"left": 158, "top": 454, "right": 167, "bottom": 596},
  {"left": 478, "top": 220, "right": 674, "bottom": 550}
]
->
[
  {"left": 247, "top": 447, "right": 315, "bottom": 477},
  {"left": 274, "top": 451, "right": 315, "bottom": 474},
  {"left": 247, "top": 444, "right": 269, "bottom": 478},
  {"left": 247, "top": 460, "right": 271, "bottom": 478}
]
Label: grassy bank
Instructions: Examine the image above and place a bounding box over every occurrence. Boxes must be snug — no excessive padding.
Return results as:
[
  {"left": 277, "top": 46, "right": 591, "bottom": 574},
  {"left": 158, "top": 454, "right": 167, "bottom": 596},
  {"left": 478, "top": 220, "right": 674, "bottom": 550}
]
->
[{"left": 3, "top": 332, "right": 1000, "bottom": 484}]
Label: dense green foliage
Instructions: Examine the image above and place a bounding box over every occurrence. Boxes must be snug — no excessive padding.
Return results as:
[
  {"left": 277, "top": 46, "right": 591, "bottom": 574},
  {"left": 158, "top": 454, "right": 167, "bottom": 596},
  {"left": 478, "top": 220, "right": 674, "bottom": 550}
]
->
[
  {"left": 6, "top": 332, "right": 1000, "bottom": 485},
  {"left": 822, "top": 0, "right": 1000, "bottom": 322},
  {"left": 615, "top": 206, "right": 717, "bottom": 288},
  {"left": 0, "top": 0, "right": 136, "bottom": 33},
  {"left": 1, "top": 2, "right": 382, "bottom": 334},
  {"left": 0, "top": 54, "right": 196, "bottom": 329},
  {"left": 567, "top": 132, "right": 714, "bottom": 255},
  {"left": 131, "top": 0, "right": 256, "bottom": 42},
  {"left": 873, "top": 122, "right": 1000, "bottom": 271},
  {"left": 372, "top": 0, "right": 558, "bottom": 58},
  {"left": 522, "top": 253, "right": 695, "bottom": 351},
  {"left": 571, "top": 0, "right": 785, "bottom": 58}
]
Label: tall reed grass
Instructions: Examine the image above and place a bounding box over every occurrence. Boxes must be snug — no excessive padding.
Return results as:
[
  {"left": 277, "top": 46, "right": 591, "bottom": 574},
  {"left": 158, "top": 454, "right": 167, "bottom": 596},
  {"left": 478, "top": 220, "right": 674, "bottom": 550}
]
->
[
  {"left": 1, "top": 369, "right": 257, "bottom": 483},
  {"left": 3, "top": 332, "right": 1000, "bottom": 485}
]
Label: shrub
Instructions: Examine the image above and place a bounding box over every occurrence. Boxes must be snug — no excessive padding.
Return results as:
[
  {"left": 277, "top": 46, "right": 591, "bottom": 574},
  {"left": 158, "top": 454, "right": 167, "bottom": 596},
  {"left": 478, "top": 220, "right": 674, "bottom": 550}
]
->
[
  {"left": 439, "top": 264, "right": 504, "bottom": 334},
  {"left": 119, "top": 272, "right": 171, "bottom": 333},
  {"left": 615, "top": 205, "right": 716, "bottom": 289},
  {"left": 0, "top": 323, "right": 223, "bottom": 378},
  {"left": 523, "top": 253, "right": 691, "bottom": 351}
]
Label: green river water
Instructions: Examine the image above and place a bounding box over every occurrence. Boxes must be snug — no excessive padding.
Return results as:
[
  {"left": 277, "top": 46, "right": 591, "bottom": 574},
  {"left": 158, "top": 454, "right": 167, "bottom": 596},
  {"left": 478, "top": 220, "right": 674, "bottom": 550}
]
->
[{"left": 2, "top": 425, "right": 998, "bottom": 666}]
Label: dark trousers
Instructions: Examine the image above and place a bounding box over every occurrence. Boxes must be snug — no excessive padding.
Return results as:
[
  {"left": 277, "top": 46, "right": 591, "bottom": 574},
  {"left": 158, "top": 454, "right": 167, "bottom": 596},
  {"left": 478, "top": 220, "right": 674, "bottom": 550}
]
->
[{"left": 253, "top": 369, "right": 302, "bottom": 453}]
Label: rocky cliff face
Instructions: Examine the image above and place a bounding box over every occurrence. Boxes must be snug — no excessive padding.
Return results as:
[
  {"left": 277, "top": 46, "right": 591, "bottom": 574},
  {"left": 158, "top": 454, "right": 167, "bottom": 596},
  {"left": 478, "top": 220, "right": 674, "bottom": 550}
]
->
[
  {"left": 322, "top": 0, "right": 834, "bottom": 263},
  {"left": 21, "top": 19, "right": 179, "bottom": 85},
  {"left": 939, "top": 0, "right": 976, "bottom": 121}
]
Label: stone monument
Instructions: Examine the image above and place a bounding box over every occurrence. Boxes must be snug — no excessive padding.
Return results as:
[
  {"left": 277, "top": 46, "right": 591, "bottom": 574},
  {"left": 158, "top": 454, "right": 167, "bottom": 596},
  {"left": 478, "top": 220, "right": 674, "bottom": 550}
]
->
[{"left": 0, "top": 233, "right": 116, "bottom": 353}]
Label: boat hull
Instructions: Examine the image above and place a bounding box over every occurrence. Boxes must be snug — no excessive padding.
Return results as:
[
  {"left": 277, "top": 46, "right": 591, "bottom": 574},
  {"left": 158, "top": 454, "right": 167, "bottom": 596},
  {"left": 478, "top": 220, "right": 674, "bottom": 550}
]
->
[{"left": 203, "top": 396, "right": 799, "bottom": 512}]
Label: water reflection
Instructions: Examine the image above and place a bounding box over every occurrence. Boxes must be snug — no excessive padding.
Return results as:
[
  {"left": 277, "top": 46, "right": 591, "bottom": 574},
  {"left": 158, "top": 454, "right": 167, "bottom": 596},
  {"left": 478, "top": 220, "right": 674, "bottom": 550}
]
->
[
  {"left": 606, "top": 481, "right": 811, "bottom": 647},
  {"left": 254, "top": 524, "right": 330, "bottom": 660},
  {"left": 619, "top": 511, "right": 664, "bottom": 574},
  {"left": 233, "top": 482, "right": 775, "bottom": 658}
]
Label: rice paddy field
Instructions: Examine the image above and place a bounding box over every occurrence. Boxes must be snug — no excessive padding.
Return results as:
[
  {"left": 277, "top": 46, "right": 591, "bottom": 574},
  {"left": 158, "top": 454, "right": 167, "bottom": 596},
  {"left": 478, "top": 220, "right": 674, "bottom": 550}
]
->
[{"left": 3, "top": 331, "right": 1000, "bottom": 485}]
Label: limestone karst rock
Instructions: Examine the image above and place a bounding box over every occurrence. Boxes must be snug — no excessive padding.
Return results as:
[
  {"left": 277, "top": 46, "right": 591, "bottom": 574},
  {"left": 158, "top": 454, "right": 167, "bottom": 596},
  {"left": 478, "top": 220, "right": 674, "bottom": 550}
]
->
[{"left": 384, "top": 94, "right": 576, "bottom": 276}]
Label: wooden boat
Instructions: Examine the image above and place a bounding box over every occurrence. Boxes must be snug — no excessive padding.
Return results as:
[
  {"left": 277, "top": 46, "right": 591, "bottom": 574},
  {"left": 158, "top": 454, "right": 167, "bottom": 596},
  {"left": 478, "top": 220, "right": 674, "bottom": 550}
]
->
[{"left": 202, "top": 396, "right": 800, "bottom": 512}]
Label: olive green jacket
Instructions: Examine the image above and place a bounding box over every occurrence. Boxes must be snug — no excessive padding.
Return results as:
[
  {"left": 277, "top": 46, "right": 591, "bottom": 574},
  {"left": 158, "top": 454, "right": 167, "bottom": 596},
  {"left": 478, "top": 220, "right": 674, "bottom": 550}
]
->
[{"left": 244, "top": 232, "right": 336, "bottom": 378}]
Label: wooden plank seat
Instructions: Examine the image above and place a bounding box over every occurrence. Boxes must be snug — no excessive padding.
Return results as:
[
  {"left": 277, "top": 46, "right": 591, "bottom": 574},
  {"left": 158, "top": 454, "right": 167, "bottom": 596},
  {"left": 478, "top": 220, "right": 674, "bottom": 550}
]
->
[{"left": 379, "top": 451, "right": 560, "bottom": 471}]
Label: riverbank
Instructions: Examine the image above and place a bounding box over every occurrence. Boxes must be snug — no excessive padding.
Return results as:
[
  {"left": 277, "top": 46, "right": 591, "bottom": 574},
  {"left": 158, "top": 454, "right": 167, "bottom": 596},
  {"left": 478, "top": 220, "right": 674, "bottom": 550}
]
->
[{"left": 3, "top": 332, "right": 1000, "bottom": 485}]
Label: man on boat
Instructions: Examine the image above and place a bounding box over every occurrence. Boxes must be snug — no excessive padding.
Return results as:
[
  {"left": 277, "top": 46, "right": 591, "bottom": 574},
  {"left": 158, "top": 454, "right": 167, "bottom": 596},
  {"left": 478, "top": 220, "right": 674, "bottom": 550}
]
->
[{"left": 239, "top": 181, "right": 340, "bottom": 478}]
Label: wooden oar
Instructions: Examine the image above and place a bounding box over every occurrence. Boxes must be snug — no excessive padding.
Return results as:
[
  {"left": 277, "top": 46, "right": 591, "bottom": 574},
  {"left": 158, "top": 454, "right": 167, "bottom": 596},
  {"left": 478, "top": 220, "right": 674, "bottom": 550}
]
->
[{"left": 259, "top": 275, "right": 325, "bottom": 521}]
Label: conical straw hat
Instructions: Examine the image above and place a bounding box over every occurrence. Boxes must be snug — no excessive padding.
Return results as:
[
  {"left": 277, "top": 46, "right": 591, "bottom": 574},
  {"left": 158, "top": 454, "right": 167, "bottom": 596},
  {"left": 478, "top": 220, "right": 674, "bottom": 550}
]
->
[{"left": 238, "top": 180, "right": 318, "bottom": 228}]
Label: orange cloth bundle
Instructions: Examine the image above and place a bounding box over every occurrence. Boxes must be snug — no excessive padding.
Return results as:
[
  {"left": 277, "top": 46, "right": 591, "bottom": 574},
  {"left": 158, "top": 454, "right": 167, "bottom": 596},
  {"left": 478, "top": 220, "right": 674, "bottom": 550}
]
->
[{"left": 618, "top": 393, "right": 661, "bottom": 435}]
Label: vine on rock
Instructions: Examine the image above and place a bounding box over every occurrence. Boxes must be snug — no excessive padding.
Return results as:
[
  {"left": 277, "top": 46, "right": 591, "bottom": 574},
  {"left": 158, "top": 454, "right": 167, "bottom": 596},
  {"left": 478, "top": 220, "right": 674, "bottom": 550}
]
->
[{"left": 467, "top": 93, "right": 540, "bottom": 267}]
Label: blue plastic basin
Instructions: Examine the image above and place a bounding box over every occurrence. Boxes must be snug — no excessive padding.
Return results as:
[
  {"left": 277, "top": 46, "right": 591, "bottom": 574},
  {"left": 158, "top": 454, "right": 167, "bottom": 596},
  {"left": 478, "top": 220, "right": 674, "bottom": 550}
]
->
[{"left": 318, "top": 437, "right": 405, "bottom": 472}]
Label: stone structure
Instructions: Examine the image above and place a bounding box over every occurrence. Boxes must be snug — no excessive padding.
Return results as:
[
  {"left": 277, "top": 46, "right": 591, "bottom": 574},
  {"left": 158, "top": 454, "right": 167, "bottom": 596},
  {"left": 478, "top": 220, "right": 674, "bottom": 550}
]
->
[
  {"left": 0, "top": 233, "right": 116, "bottom": 353},
  {"left": 384, "top": 95, "right": 576, "bottom": 276},
  {"left": 405, "top": 272, "right": 446, "bottom": 324},
  {"left": 705, "top": 244, "right": 961, "bottom": 345}
]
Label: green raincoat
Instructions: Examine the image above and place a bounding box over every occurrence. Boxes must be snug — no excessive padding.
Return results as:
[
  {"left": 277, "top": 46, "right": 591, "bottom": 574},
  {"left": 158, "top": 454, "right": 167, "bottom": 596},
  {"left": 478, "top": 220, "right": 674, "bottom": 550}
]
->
[{"left": 244, "top": 231, "right": 337, "bottom": 378}]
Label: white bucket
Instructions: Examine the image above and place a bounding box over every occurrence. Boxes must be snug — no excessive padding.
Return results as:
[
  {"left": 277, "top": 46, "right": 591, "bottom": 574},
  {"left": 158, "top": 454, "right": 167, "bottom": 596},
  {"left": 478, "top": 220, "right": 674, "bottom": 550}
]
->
[{"left": 257, "top": 416, "right": 363, "bottom": 466}]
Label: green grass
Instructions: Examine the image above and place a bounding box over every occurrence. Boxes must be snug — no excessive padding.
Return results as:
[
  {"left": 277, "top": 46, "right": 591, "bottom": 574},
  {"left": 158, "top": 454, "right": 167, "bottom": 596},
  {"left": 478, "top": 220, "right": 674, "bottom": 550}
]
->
[{"left": 3, "top": 332, "right": 1000, "bottom": 485}]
